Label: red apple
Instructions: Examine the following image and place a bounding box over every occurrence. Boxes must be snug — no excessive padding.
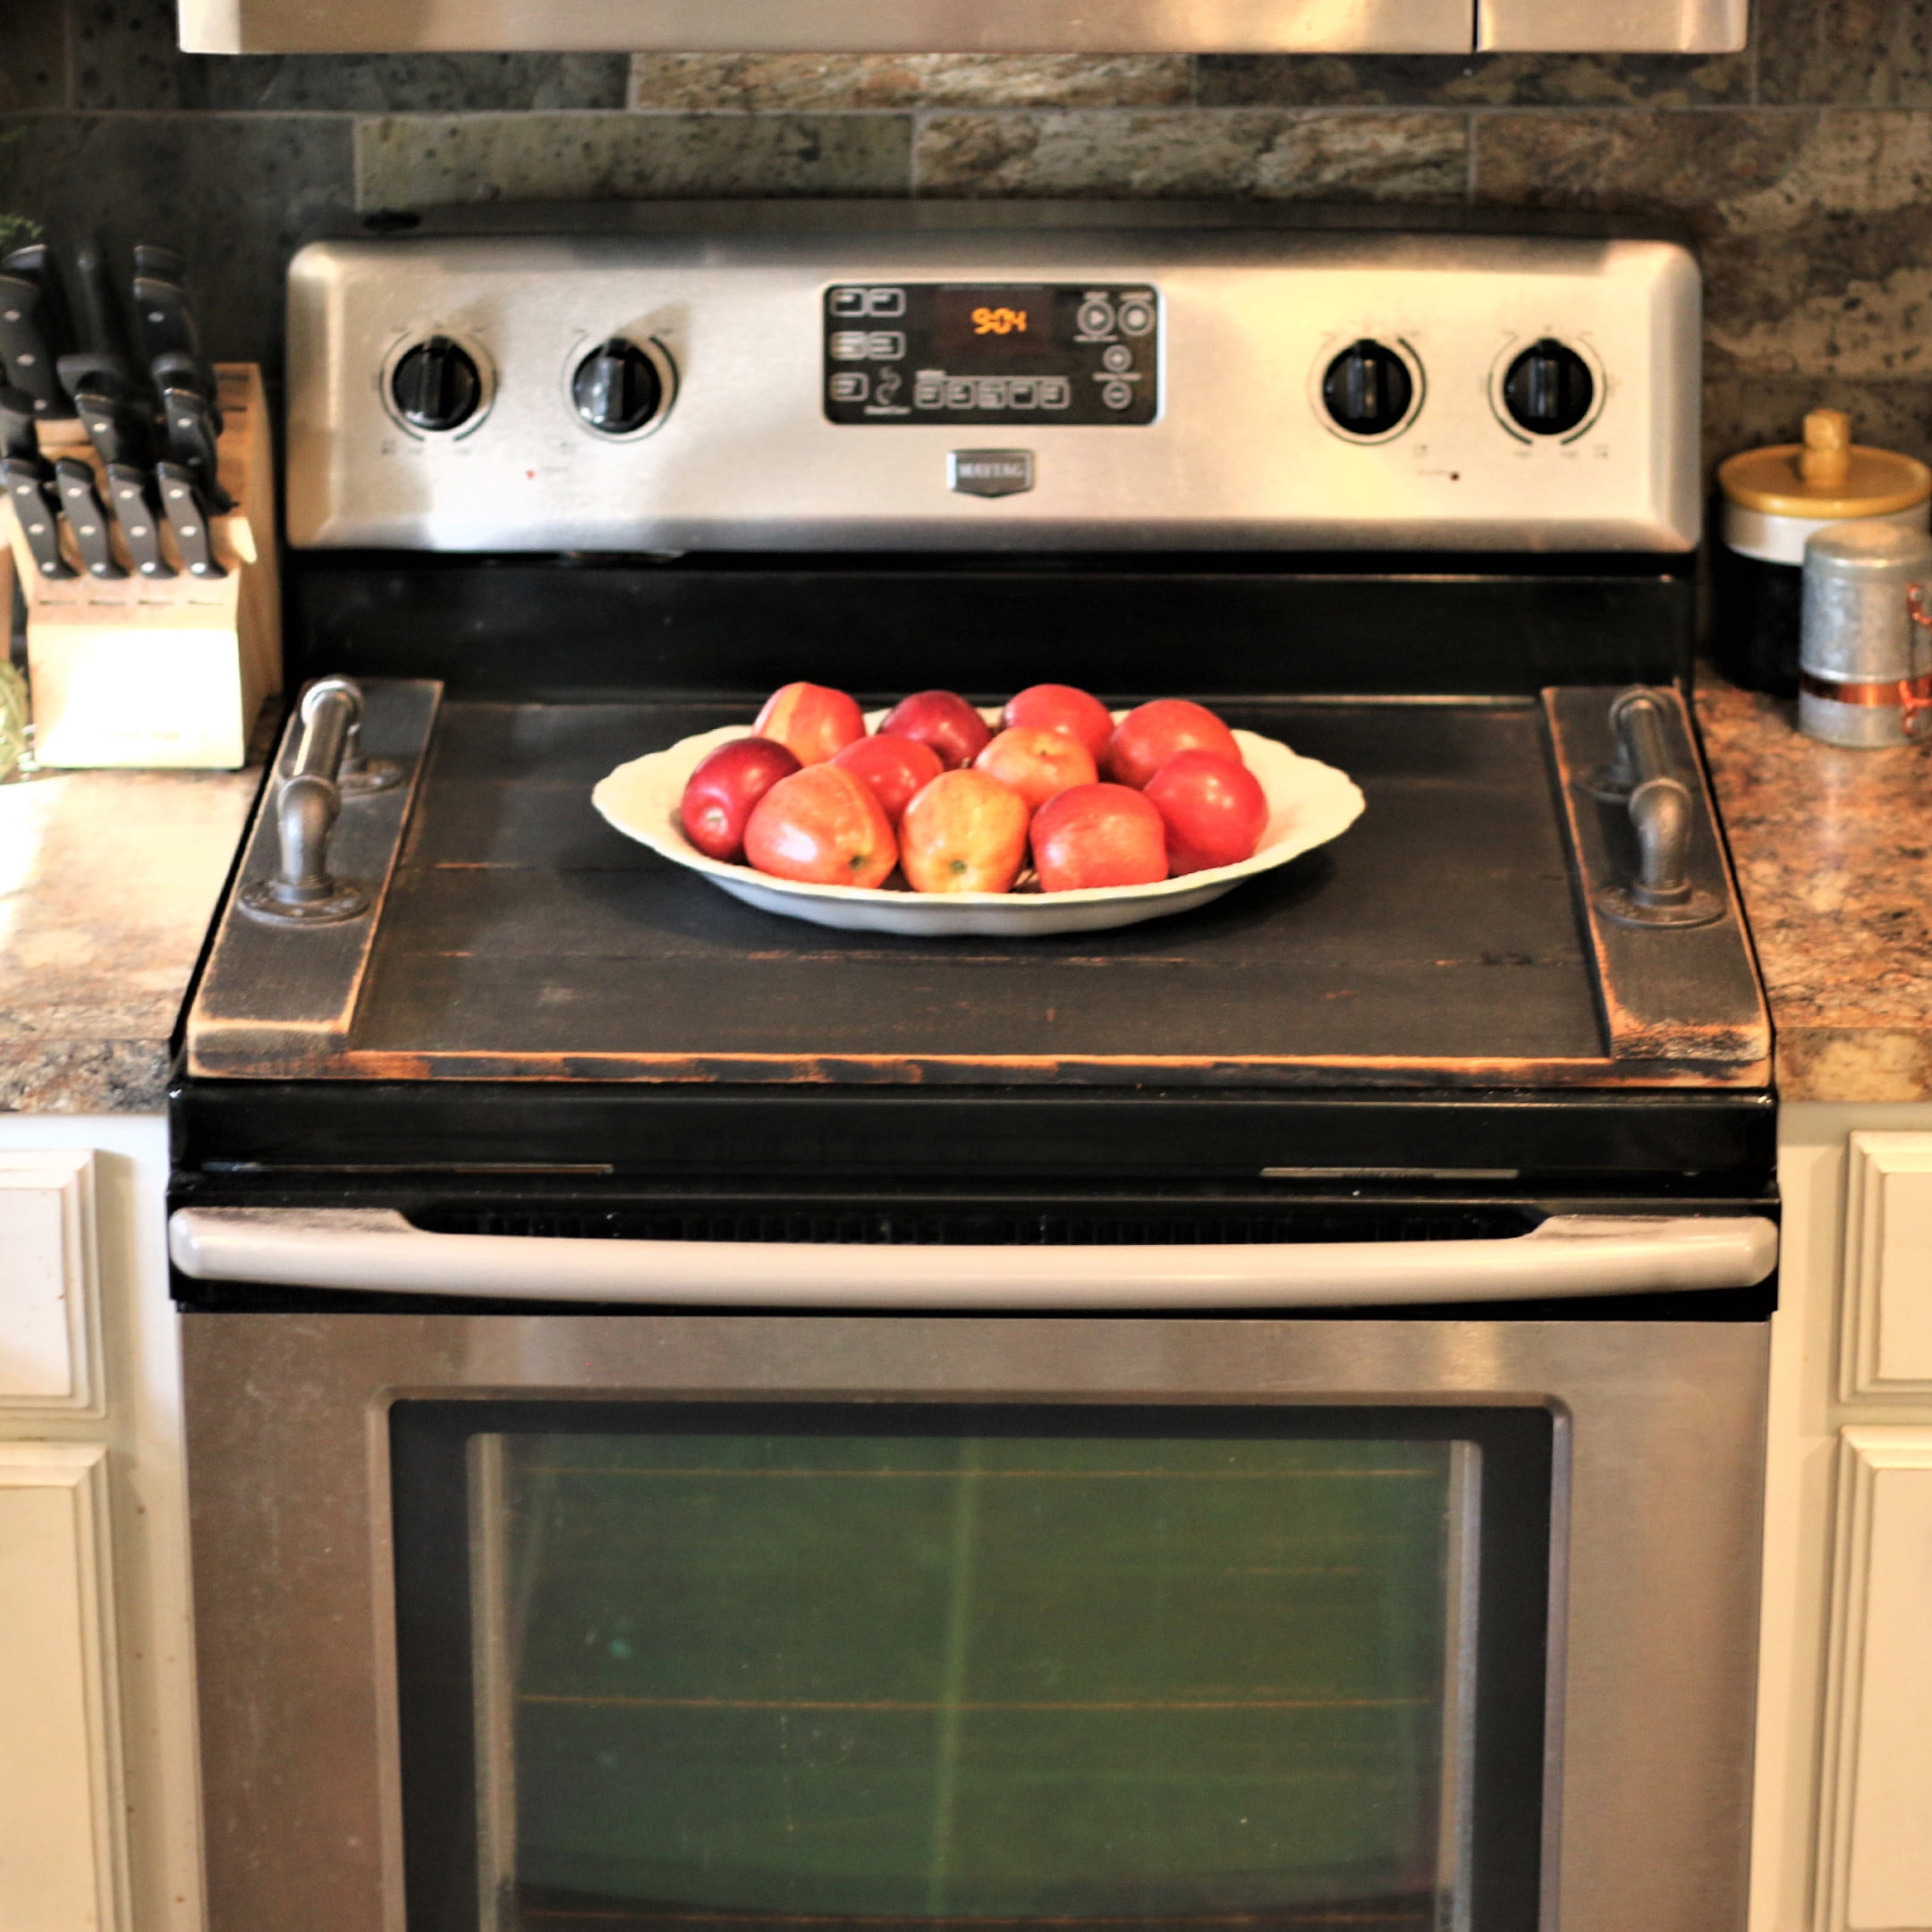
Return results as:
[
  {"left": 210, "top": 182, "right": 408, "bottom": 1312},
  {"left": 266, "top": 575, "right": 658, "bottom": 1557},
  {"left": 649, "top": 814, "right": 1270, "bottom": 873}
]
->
[
  {"left": 877, "top": 690, "right": 993, "bottom": 770},
  {"left": 678, "top": 736, "right": 802, "bottom": 861},
  {"left": 1030, "top": 784, "right": 1169, "bottom": 893},
  {"left": 832, "top": 733, "right": 945, "bottom": 827},
  {"left": 1144, "top": 749, "right": 1269, "bottom": 875},
  {"left": 1105, "top": 699, "right": 1243, "bottom": 790},
  {"left": 899, "top": 769, "right": 1030, "bottom": 894},
  {"left": 744, "top": 765, "right": 897, "bottom": 888},
  {"left": 753, "top": 682, "right": 867, "bottom": 766},
  {"left": 1002, "top": 683, "right": 1116, "bottom": 765},
  {"left": 973, "top": 725, "right": 1098, "bottom": 812}
]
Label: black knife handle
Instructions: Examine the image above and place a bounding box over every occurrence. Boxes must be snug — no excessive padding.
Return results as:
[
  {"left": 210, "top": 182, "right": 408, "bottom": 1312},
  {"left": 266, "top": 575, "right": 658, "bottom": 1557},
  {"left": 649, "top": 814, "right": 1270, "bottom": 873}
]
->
[
  {"left": 2, "top": 243, "right": 77, "bottom": 365},
  {"left": 0, "top": 272, "right": 66, "bottom": 417},
  {"left": 57, "top": 349, "right": 131, "bottom": 408},
  {"left": 4, "top": 457, "right": 78, "bottom": 580},
  {"left": 54, "top": 457, "right": 126, "bottom": 580},
  {"left": 106, "top": 463, "right": 175, "bottom": 579},
  {"left": 161, "top": 385, "right": 232, "bottom": 510},
  {"left": 151, "top": 350, "right": 223, "bottom": 432},
  {"left": 132, "top": 275, "right": 201, "bottom": 367},
  {"left": 157, "top": 460, "right": 225, "bottom": 579},
  {"left": 75, "top": 383, "right": 151, "bottom": 470},
  {"left": 0, "top": 384, "right": 38, "bottom": 462},
  {"left": 73, "top": 238, "right": 128, "bottom": 364},
  {"left": 132, "top": 243, "right": 188, "bottom": 284}
]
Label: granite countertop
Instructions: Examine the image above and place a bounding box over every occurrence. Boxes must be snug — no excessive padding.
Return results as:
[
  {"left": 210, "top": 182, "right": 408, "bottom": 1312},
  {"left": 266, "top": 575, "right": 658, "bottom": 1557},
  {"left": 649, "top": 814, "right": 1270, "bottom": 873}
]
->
[
  {"left": 1, "top": 682, "right": 1922, "bottom": 1113},
  {"left": 1699, "top": 678, "right": 1932, "bottom": 1104},
  {"left": 0, "top": 763, "right": 261, "bottom": 1113}
]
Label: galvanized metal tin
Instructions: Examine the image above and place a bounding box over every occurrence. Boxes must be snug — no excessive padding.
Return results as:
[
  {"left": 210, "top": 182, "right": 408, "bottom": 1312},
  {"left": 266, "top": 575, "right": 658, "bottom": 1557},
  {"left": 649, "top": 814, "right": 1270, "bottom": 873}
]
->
[{"left": 1799, "top": 521, "right": 1932, "bottom": 748}]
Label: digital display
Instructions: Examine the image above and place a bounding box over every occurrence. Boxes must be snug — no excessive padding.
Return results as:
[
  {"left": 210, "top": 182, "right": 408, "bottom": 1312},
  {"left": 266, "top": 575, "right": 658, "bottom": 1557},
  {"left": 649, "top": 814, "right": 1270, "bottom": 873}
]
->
[
  {"left": 823, "top": 281, "right": 1159, "bottom": 426},
  {"left": 932, "top": 285, "right": 1063, "bottom": 373}
]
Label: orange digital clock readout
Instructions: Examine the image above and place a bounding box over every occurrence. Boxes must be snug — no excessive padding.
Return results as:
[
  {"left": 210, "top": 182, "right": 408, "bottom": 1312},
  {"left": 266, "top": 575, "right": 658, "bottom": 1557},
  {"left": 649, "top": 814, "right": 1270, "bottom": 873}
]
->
[{"left": 970, "top": 305, "right": 1030, "bottom": 336}]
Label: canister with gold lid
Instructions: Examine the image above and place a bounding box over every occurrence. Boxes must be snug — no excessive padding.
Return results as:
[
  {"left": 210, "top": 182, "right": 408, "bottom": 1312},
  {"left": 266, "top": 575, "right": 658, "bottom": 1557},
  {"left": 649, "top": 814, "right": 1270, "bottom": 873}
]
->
[{"left": 1715, "top": 409, "right": 1932, "bottom": 694}]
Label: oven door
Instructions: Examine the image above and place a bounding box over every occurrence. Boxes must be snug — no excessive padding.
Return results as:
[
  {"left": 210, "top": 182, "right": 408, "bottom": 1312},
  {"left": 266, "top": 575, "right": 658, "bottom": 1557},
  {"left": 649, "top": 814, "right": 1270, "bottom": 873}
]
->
[{"left": 177, "top": 1224, "right": 1769, "bottom": 1932}]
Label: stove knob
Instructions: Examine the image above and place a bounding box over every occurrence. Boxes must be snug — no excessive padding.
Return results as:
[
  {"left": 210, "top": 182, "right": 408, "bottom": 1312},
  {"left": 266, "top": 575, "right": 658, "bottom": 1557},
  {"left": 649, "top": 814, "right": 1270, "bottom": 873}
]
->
[
  {"left": 1321, "top": 339, "right": 1414, "bottom": 436},
  {"left": 572, "top": 338, "right": 665, "bottom": 436},
  {"left": 391, "top": 335, "right": 483, "bottom": 433},
  {"left": 1503, "top": 338, "right": 1595, "bottom": 436}
]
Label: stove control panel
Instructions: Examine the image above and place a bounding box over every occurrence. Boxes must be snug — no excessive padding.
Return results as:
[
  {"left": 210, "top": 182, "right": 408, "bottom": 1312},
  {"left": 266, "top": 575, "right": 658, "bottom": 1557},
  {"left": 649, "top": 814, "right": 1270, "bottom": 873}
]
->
[
  {"left": 822, "top": 284, "right": 1158, "bottom": 426},
  {"left": 287, "top": 220, "right": 1701, "bottom": 553}
]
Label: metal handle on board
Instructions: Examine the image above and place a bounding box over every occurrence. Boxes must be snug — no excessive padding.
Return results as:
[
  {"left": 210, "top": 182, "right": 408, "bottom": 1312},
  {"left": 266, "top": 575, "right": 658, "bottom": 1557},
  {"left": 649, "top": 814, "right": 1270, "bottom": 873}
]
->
[
  {"left": 168, "top": 1208, "right": 1777, "bottom": 1309},
  {"left": 238, "top": 678, "right": 372, "bottom": 924},
  {"left": 1589, "top": 687, "right": 1722, "bottom": 930}
]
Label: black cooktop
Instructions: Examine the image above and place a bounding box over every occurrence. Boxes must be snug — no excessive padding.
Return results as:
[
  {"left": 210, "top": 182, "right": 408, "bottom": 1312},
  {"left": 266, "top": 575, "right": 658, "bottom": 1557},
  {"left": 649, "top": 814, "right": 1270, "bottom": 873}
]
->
[{"left": 359, "top": 698, "right": 1600, "bottom": 1072}]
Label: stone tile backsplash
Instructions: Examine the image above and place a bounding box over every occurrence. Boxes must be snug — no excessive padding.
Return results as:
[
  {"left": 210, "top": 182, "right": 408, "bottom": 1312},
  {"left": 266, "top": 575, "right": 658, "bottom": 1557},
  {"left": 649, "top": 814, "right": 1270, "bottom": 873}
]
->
[{"left": 4, "top": 0, "right": 1932, "bottom": 466}]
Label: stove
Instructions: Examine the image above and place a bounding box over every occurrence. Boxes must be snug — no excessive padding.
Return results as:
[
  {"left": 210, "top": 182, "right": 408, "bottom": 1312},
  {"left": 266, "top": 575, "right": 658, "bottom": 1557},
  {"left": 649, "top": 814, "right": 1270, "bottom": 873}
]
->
[{"left": 166, "top": 205, "right": 1775, "bottom": 1932}]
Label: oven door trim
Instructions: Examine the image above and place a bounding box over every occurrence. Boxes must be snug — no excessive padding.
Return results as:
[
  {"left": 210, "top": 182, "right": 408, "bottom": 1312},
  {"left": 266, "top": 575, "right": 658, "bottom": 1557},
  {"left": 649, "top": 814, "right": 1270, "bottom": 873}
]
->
[{"left": 182, "top": 1311, "right": 1765, "bottom": 1932}]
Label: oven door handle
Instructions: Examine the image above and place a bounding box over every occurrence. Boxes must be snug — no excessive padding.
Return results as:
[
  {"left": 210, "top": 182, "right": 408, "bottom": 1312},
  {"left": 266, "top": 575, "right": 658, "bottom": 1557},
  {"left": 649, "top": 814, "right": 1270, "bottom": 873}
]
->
[{"left": 168, "top": 1208, "right": 1776, "bottom": 1309}]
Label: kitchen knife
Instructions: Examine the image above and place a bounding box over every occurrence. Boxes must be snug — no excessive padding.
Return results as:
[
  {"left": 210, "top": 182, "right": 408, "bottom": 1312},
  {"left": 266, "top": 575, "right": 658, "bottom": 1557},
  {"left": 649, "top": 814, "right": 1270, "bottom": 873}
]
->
[
  {"left": 0, "top": 271, "right": 69, "bottom": 419},
  {"left": 105, "top": 462, "right": 174, "bottom": 579},
  {"left": 131, "top": 274, "right": 203, "bottom": 370},
  {"left": 72, "top": 238, "right": 131, "bottom": 367},
  {"left": 160, "top": 381, "right": 232, "bottom": 509},
  {"left": 58, "top": 349, "right": 133, "bottom": 407},
  {"left": 3, "top": 456, "right": 78, "bottom": 580},
  {"left": 0, "top": 385, "right": 39, "bottom": 462},
  {"left": 151, "top": 348, "right": 224, "bottom": 434},
  {"left": 157, "top": 460, "right": 225, "bottom": 579},
  {"left": 131, "top": 243, "right": 187, "bottom": 284},
  {"left": 2, "top": 242, "right": 77, "bottom": 364},
  {"left": 74, "top": 379, "right": 154, "bottom": 470},
  {"left": 54, "top": 456, "right": 126, "bottom": 580}
]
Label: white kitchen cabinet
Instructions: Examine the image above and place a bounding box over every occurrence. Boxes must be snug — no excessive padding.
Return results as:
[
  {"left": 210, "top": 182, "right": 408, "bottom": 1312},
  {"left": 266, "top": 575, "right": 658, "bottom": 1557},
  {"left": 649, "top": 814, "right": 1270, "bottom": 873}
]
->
[
  {"left": 0, "top": 1443, "right": 129, "bottom": 1932},
  {"left": 1842, "top": 1134, "right": 1932, "bottom": 1401},
  {"left": 1816, "top": 1430, "right": 1932, "bottom": 1932},
  {"left": 0, "top": 1150, "right": 104, "bottom": 1414},
  {"left": 0, "top": 1118, "right": 202, "bottom": 1932},
  {"left": 1754, "top": 1113, "right": 1932, "bottom": 1932}
]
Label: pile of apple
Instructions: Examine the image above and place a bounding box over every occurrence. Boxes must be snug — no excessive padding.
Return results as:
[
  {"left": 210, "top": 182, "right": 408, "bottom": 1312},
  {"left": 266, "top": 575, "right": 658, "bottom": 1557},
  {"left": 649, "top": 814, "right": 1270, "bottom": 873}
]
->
[{"left": 677, "top": 682, "right": 1269, "bottom": 895}]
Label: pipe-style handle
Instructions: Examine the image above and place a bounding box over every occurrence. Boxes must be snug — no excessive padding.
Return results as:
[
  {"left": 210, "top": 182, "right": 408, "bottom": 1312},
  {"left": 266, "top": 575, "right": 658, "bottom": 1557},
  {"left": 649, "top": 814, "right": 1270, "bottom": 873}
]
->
[{"left": 237, "top": 679, "right": 372, "bottom": 924}]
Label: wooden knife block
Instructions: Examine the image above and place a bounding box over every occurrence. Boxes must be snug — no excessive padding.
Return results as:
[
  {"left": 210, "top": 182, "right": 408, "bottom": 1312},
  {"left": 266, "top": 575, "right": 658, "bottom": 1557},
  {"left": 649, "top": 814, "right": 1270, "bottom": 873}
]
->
[{"left": 2, "top": 363, "right": 281, "bottom": 769}]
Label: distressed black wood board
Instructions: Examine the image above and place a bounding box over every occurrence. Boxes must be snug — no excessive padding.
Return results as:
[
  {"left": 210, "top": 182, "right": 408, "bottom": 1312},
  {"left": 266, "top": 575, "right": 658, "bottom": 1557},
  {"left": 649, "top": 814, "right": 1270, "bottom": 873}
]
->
[{"left": 349, "top": 700, "right": 1605, "bottom": 1075}]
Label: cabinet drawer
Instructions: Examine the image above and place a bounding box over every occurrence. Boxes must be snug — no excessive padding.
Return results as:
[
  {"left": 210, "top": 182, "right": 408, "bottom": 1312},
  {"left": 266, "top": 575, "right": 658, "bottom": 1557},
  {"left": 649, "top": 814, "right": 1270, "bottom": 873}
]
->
[
  {"left": 0, "top": 1149, "right": 101, "bottom": 1415},
  {"left": 1843, "top": 1133, "right": 1932, "bottom": 1400},
  {"left": 1818, "top": 1429, "right": 1932, "bottom": 1932}
]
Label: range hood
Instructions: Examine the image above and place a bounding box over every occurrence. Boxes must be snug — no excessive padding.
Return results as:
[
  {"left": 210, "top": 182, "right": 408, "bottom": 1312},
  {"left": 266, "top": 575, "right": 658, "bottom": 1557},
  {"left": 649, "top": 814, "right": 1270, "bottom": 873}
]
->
[{"left": 178, "top": 0, "right": 1746, "bottom": 55}]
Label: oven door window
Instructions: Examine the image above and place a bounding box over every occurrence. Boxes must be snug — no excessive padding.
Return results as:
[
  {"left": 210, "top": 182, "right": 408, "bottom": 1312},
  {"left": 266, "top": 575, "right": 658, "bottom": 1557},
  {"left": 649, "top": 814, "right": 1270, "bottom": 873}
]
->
[{"left": 391, "top": 1405, "right": 1551, "bottom": 1932}]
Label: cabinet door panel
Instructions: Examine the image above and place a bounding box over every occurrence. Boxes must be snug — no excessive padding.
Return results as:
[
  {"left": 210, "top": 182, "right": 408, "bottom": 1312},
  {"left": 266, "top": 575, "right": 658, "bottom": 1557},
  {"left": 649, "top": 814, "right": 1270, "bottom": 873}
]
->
[
  {"left": 1843, "top": 1134, "right": 1932, "bottom": 1400},
  {"left": 1819, "top": 1429, "right": 1932, "bottom": 1932},
  {"left": 0, "top": 1150, "right": 99, "bottom": 1413},
  {"left": 0, "top": 1443, "right": 128, "bottom": 1932}
]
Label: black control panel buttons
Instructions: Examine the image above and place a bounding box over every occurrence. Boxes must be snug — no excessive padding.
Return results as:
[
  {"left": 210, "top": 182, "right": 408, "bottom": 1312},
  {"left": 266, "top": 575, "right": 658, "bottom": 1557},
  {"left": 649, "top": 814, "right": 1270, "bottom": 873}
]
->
[
  {"left": 1321, "top": 339, "right": 1418, "bottom": 439},
  {"left": 391, "top": 335, "right": 482, "bottom": 433},
  {"left": 1076, "top": 297, "right": 1117, "bottom": 338},
  {"left": 1502, "top": 338, "right": 1596, "bottom": 436},
  {"left": 572, "top": 337, "right": 667, "bottom": 436},
  {"left": 825, "top": 284, "right": 1157, "bottom": 427}
]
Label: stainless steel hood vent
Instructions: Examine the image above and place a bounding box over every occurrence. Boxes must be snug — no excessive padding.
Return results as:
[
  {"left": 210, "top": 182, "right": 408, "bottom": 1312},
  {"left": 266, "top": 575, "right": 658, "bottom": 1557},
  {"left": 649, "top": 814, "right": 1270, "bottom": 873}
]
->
[{"left": 178, "top": 0, "right": 1746, "bottom": 55}]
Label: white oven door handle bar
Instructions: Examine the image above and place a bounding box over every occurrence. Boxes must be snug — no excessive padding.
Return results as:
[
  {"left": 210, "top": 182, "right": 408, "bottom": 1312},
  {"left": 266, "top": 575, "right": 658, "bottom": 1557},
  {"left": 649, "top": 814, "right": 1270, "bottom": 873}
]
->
[{"left": 168, "top": 1208, "right": 1776, "bottom": 1309}]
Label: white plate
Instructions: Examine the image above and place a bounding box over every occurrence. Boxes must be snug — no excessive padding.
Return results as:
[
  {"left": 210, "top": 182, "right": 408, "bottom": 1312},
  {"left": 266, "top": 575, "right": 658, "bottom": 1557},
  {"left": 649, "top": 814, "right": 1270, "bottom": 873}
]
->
[{"left": 592, "top": 710, "right": 1366, "bottom": 937}]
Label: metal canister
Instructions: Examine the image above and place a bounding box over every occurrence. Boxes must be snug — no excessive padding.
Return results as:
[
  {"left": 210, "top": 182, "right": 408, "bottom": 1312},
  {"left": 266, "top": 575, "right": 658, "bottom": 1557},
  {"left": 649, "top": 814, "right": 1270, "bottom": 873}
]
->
[
  {"left": 1716, "top": 410, "right": 1932, "bottom": 696},
  {"left": 1799, "top": 520, "right": 1932, "bottom": 747}
]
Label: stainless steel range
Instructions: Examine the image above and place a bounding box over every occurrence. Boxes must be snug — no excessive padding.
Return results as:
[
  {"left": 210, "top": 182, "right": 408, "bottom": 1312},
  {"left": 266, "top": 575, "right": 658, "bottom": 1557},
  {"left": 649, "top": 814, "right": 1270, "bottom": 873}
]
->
[{"left": 167, "top": 204, "right": 1775, "bottom": 1932}]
